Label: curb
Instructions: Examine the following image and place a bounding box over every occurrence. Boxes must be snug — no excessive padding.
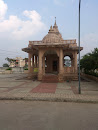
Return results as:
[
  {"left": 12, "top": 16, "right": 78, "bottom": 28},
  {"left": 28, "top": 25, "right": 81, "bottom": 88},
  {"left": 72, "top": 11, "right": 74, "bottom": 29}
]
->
[{"left": 0, "top": 96, "right": 98, "bottom": 104}]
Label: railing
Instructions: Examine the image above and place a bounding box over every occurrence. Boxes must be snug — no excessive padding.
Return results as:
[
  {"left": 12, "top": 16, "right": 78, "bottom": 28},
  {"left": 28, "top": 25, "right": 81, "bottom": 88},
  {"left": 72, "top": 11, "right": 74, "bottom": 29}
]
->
[
  {"left": 29, "top": 41, "right": 42, "bottom": 44},
  {"left": 64, "top": 67, "right": 74, "bottom": 73},
  {"left": 62, "top": 39, "right": 76, "bottom": 44},
  {"left": 29, "top": 39, "right": 76, "bottom": 44}
]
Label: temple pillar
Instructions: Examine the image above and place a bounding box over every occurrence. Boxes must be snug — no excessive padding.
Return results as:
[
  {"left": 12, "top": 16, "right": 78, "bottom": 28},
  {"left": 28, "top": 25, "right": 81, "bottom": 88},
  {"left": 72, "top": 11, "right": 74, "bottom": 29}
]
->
[
  {"left": 71, "top": 54, "right": 74, "bottom": 67},
  {"left": 35, "top": 55, "right": 37, "bottom": 68},
  {"left": 37, "top": 56, "right": 38, "bottom": 67},
  {"left": 38, "top": 50, "right": 43, "bottom": 80},
  {"left": 59, "top": 49, "right": 63, "bottom": 74},
  {"left": 28, "top": 53, "right": 32, "bottom": 73},
  {"left": 31, "top": 55, "right": 34, "bottom": 73},
  {"left": 74, "top": 51, "right": 77, "bottom": 73},
  {"left": 42, "top": 55, "right": 45, "bottom": 75},
  {"left": 59, "top": 49, "right": 64, "bottom": 81},
  {"left": 37, "top": 56, "right": 39, "bottom": 67}
]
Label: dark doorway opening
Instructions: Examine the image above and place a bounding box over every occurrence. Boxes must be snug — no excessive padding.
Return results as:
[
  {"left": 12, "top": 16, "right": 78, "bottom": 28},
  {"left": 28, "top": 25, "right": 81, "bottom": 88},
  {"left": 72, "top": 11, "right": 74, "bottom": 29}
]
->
[{"left": 53, "top": 60, "right": 57, "bottom": 72}]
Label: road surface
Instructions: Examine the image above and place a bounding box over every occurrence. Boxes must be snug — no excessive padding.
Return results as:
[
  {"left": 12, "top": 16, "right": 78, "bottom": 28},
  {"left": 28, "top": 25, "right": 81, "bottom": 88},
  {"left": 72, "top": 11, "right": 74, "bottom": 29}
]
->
[{"left": 0, "top": 101, "right": 98, "bottom": 130}]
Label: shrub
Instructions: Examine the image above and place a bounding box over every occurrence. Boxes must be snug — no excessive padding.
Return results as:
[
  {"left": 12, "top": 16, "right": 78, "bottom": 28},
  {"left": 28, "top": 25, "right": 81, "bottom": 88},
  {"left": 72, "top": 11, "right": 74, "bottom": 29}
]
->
[
  {"left": 24, "top": 68, "right": 28, "bottom": 70},
  {"left": 85, "top": 70, "right": 98, "bottom": 77},
  {"left": 3, "top": 63, "right": 9, "bottom": 67},
  {"left": 6, "top": 68, "right": 12, "bottom": 70}
]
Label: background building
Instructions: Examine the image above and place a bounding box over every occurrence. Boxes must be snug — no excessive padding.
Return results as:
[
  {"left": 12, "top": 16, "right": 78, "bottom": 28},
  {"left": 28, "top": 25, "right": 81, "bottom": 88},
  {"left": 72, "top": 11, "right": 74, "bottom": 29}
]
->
[{"left": 9, "top": 57, "right": 28, "bottom": 67}]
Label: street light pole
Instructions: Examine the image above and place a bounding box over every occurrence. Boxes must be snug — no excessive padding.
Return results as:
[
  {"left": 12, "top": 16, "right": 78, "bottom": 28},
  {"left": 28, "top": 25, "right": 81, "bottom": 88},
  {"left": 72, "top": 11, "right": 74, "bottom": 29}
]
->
[{"left": 78, "top": 0, "right": 81, "bottom": 94}]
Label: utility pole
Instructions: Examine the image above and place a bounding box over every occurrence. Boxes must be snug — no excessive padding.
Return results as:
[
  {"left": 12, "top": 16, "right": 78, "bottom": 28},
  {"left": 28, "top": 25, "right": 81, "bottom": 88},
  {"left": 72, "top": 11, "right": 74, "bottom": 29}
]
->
[{"left": 78, "top": 0, "right": 81, "bottom": 94}]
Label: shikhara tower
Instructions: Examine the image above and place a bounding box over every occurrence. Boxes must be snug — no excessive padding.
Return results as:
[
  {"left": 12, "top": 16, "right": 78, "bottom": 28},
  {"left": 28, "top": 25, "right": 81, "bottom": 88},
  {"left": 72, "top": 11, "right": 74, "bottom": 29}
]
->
[{"left": 22, "top": 20, "right": 83, "bottom": 81}]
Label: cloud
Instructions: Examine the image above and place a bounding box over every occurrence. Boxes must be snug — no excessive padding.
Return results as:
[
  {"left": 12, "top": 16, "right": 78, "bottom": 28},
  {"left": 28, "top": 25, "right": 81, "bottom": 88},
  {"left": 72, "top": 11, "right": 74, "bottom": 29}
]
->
[
  {"left": 0, "top": 0, "right": 8, "bottom": 20},
  {"left": 23, "top": 10, "right": 41, "bottom": 22},
  {"left": 0, "top": 1, "right": 47, "bottom": 40},
  {"left": 12, "top": 10, "right": 47, "bottom": 40},
  {"left": 81, "top": 33, "right": 98, "bottom": 56},
  {"left": 0, "top": 15, "right": 22, "bottom": 32},
  {"left": 0, "top": 0, "right": 47, "bottom": 66}
]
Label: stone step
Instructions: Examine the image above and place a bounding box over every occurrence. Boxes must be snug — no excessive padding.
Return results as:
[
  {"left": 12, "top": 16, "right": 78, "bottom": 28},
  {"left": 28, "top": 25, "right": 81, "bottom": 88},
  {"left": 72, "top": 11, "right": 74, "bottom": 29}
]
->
[
  {"left": 64, "top": 76, "right": 78, "bottom": 81},
  {"left": 42, "top": 74, "right": 58, "bottom": 83},
  {"left": 73, "top": 77, "right": 78, "bottom": 81}
]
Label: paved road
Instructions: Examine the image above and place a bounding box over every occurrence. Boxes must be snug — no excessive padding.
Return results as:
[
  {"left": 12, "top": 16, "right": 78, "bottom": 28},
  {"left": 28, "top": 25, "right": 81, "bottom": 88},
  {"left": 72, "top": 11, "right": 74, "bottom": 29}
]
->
[{"left": 0, "top": 101, "right": 98, "bottom": 130}]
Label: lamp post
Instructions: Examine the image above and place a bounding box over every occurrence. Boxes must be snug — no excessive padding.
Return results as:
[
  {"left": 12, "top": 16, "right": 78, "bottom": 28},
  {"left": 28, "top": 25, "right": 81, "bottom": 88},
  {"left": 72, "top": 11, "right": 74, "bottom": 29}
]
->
[{"left": 78, "top": 0, "right": 81, "bottom": 94}]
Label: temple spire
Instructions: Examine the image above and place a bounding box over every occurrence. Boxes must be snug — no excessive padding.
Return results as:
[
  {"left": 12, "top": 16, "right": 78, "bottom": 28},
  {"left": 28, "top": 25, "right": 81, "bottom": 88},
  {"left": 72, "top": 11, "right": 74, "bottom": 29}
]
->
[
  {"left": 50, "top": 25, "right": 52, "bottom": 30},
  {"left": 49, "top": 25, "right": 53, "bottom": 32},
  {"left": 54, "top": 17, "right": 57, "bottom": 26}
]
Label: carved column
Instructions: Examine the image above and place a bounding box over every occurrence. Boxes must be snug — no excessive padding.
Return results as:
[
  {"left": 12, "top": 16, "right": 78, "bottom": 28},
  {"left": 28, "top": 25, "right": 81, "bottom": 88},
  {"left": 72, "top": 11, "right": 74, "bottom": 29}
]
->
[
  {"left": 38, "top": 50, "right": 43, "bottom": 80},
  {"left": 42, "top": 55, "right": 45, "bottom": 75},
  {"left": 74, "top": 51, "right": 77, "bottom": 73},
  {"left": 28, "top": 53, "right": 32, "bottom": 73},
  {"left": 71, "top": 55, "right": 74, "bottom": 67},
  {"left": 31, "top": 55, "right": 34, "bottom": 73},
  {"left": 59, "top": 49, "right": 63, "bottom": 74},
  {"left": 59, "top": 49, "right": 64, "bottom": 81},
  {"left": 35, "top": 55, "right": 37, "bottom": 68},
  {"left": 37, "top": 56, "right": 38, "bottom": 67}
]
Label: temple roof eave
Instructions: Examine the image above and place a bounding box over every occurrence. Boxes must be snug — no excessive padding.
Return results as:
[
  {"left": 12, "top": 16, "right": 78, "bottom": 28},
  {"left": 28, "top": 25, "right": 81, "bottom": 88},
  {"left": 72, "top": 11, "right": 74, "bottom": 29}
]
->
[
  {"left": 22, "top": 48, "right": 32, "bottom": 53},
  {"left": 29, "top": 39, "right": 76, "bottom": 45},
  {"left": 22, "top": 48, "right": 38, "bottom": 55},
  {"left": 22, "top": 46, "right": 83, "bottom": 53}
]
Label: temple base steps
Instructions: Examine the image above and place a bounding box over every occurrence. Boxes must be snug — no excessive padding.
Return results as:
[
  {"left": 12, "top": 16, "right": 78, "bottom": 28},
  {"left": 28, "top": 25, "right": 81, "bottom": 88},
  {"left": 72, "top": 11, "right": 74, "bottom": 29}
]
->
[
  {"left": 28, "top": 73, "right": 78, "bottom": 82},
  {"left": 42, "top": 74, "right": 58, "bottom": 83},
  {"left": 63, "top": 76, "right": 78, "bottom": 81},
  {"left": 27, "top": 73, "right": 38, "bottom": 80}
]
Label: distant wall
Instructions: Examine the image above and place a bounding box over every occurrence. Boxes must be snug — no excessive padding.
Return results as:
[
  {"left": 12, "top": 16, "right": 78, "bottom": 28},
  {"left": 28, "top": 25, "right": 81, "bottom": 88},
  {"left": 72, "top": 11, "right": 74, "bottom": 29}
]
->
[
  {"left": 0, "top": 67, "right": 25, "bottom": 74},
  {"left": 81, "top": 73, "right": 98, "bottom": 82},
  {"left": 12, "top": 67, "right": 24, "bottom": 73},
  {"left": 0, "top": 67, "right": 9, "bottom": 73}
]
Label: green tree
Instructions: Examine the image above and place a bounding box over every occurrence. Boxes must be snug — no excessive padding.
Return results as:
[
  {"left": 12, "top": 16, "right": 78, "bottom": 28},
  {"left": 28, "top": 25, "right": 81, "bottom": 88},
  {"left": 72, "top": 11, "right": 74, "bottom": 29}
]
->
[
  {"left": 5, "top": 57, "right": 16, "bottom": 63},
  {"left": 3, "top": 63, "right": 9, "bottom": 67},
  {"left": 80, "top": 48, "right": 98, "bottom": 72}
]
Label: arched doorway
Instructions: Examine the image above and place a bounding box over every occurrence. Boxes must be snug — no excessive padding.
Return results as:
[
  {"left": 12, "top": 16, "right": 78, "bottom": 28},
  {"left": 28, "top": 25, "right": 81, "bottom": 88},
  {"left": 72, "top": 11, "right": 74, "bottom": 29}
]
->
[
  {"left": 64, "top": 56, "right": 71, "bottom": 67},
  {"left": 63, "top": 53, "right": 74, "bottom": 74},
  {"left": 43, "top": 50, "right": 59, "bottom": 75},
  {"left": 63, "top": 52, "right": 74, "bottom": 67}
]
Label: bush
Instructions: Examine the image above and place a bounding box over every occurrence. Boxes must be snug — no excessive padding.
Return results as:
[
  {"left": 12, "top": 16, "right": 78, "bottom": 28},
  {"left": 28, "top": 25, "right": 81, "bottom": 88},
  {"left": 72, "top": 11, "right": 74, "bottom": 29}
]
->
[
  {"left": 6, "top": 68, "right": 12, "bottom": 70},
  {"left": 24, "top": 68, "right": 28, "bottom": 70},
  {"left": 85, "top": 70, "right": 98, "bottom": 77},
  {"left": 3, "top": 63, "right": 9, "bottom": 67}
]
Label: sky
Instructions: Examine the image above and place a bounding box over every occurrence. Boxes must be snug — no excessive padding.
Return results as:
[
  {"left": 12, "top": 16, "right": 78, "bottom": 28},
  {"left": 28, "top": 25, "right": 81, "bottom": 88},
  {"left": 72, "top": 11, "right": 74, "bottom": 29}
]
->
[{"left": 0, "top": 0, "right": 98, "bottom": 66}]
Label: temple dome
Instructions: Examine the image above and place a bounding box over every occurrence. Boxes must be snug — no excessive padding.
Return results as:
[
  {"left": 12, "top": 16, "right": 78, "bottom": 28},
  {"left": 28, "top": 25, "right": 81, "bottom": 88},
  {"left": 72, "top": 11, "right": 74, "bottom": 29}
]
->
[
  {"left": 42, "top": 20, "right": 63, "bottom": 43},
  {"left": 42, "top": 33, "right": 63, "bottom": 43}
]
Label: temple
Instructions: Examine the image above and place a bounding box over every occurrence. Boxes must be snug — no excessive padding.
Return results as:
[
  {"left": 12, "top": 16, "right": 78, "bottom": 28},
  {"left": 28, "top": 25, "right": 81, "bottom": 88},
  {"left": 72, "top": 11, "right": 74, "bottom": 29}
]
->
[{"left": 22, "top": 19, "right": 83, "bottom": 82}]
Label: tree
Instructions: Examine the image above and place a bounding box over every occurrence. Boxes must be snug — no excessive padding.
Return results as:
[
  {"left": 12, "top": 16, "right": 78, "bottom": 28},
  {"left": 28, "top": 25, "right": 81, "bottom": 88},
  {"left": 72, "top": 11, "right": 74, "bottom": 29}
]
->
[
  {"left": 24, "top": 63, "right": 28, "bottom": 68},
  {"left": 3, "top": 63, "right": 9, "bottom": 67},
  {"left": 80, "top": 48, "right": 98, "bottom": 72},
  {"left": 5, "top": 57, "right": 16, "bottom": 63},
  {"left": 5, "top": 57, "right": 17, "bottom": 67}
]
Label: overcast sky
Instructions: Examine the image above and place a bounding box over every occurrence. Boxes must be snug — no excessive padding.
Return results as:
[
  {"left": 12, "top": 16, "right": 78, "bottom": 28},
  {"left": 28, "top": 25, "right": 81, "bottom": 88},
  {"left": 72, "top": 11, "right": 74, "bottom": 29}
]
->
[{"left": 0, "top": 0, "right": 98, "bottom": 66}]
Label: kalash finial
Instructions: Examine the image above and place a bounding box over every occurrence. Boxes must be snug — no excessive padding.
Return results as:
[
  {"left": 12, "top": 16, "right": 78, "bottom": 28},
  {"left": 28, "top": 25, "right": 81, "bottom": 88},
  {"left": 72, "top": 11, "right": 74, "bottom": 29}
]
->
[
  {"left": 54, "top": 17, "right": 57, "bottom": 26},
  {"left": 50, "top": 25, "right": 52, "bottom": 30}
]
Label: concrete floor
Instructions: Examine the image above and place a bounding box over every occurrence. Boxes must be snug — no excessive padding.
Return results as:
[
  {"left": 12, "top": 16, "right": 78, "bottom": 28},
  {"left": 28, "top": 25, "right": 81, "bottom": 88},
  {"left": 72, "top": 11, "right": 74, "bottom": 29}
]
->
[
  {"left": 0, "top": 101, "right": 98, "bottom": 130},
  {"left": 0, "top": 74, "right": 98, "bottom": 96},
  {"left": 0, "top": 74, "right": 98, "bottom": 103}
]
